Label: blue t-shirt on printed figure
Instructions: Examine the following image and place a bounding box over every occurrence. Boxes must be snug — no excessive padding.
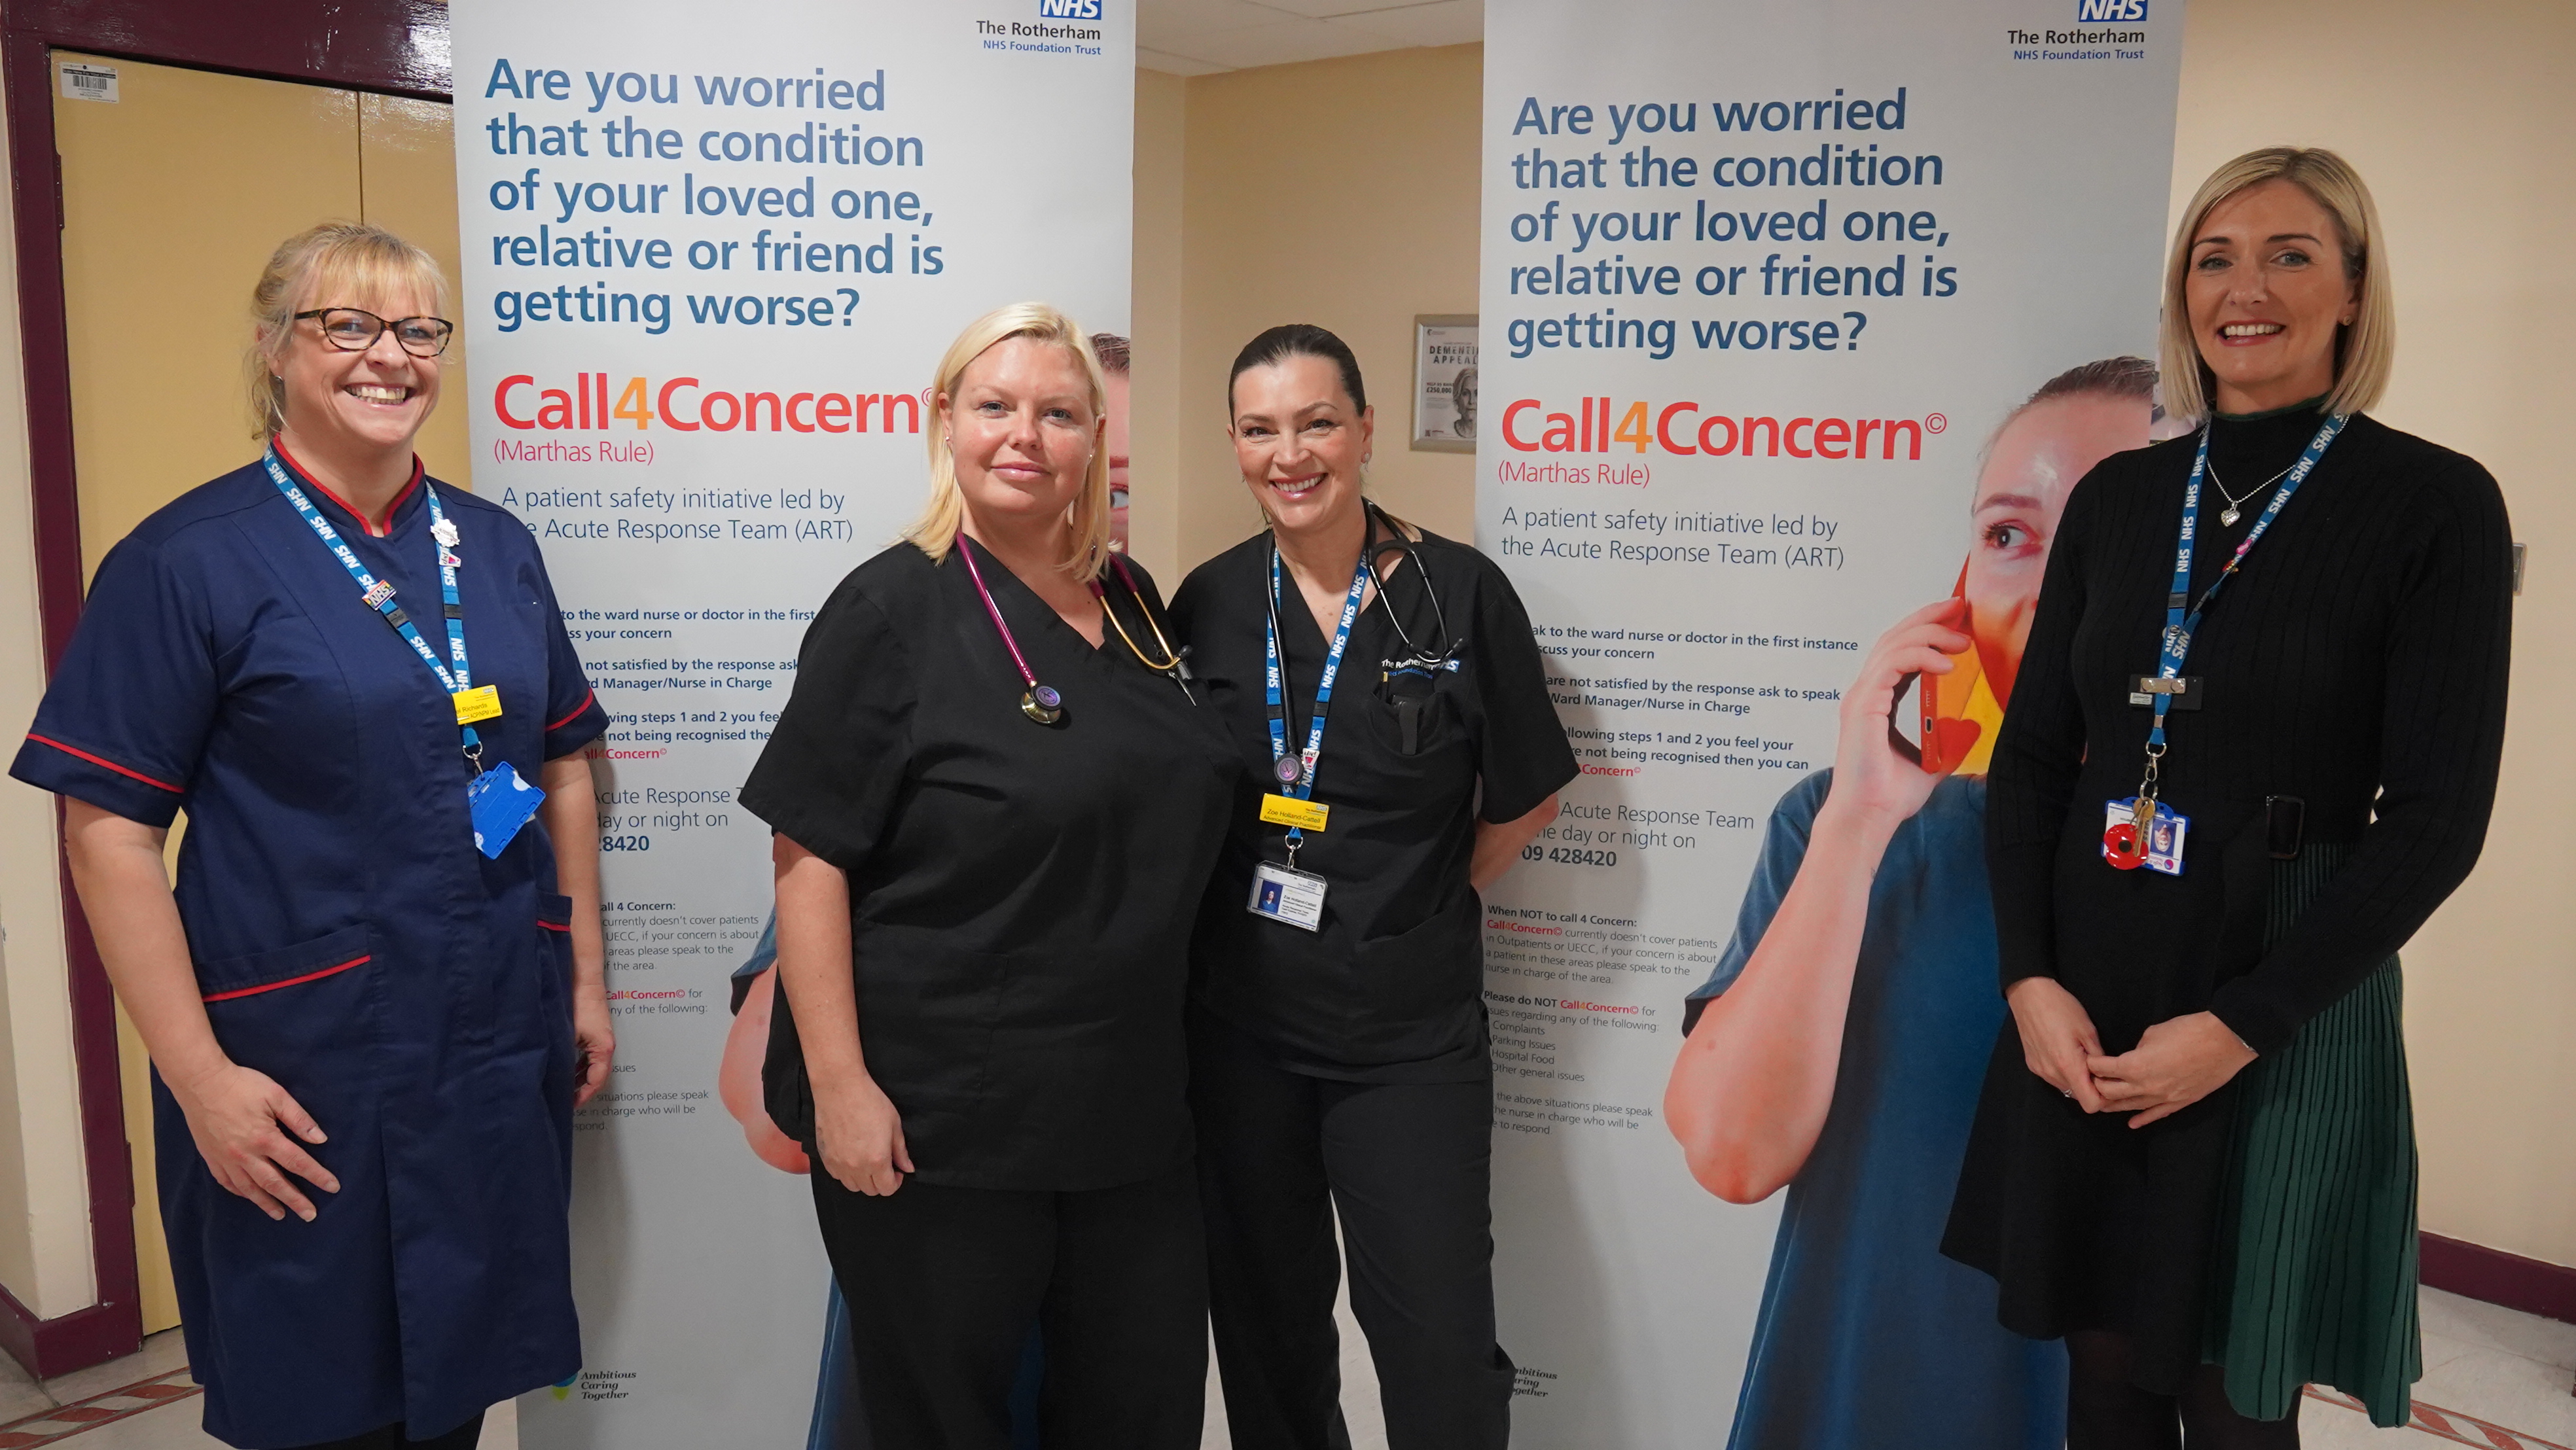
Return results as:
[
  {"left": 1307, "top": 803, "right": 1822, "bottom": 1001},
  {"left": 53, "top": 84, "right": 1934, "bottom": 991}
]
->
[{"left": 1685, "top": 770, "right": 2064, "bottom": 1450}]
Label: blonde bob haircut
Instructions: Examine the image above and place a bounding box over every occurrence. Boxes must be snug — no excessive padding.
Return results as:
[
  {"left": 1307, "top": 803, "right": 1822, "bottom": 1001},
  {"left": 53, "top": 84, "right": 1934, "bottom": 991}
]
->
[
  {"left": 247, "top": 221, "right": 451, "bottom": 440},
  {"left": 904, "top": 302, "right": 1111, "bottom": 578},
  {"left": 2159, "top": 147, "right": 2393, "bottom": 425}
]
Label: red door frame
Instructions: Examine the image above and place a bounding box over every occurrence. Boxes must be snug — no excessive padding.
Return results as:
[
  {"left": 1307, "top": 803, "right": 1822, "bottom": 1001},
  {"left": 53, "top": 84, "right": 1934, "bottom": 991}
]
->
[{"left": 0, "top": 0, "right": 449, "bottom": 1380}]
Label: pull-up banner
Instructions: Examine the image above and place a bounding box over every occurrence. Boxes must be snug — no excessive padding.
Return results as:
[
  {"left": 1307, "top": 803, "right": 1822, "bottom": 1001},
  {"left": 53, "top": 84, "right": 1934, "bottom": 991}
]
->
[
  {"left": 1476, "top": 0, "right": 2180, "bottom": 1443},
  {"left": 448, "top": 3, "right": 1132, "bottom": 1445}
]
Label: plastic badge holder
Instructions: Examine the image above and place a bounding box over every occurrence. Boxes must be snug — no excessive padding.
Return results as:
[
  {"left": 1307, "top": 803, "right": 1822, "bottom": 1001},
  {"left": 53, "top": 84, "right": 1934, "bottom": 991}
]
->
[{"left": 466, "top": 759, "right": 546, "bottom": 858}]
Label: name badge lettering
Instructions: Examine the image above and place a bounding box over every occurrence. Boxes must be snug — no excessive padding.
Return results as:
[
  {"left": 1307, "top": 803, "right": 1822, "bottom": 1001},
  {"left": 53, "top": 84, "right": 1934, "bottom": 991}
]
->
[{"left": 1259, "top": 794, "right": 1330, "bottom": 832}]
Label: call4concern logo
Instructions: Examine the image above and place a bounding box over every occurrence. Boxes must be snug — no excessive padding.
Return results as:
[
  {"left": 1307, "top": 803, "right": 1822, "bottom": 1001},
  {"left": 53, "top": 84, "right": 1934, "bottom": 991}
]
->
[
  {"left": 1039, "top": 0, "right": 1103, "bottom": 17},
  {"left": 2074, "top": 0, "right": 2148, "bottom": 19}
]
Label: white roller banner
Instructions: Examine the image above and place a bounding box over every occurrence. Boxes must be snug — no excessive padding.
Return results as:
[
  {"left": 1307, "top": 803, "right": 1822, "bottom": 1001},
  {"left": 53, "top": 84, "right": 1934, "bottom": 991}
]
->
[
  {"left": 1476, "top": 0, "right": 2179, "bottom": 1442},
  {"left": 447, "top": 3, "right": 1131, "bottom": 1445}
]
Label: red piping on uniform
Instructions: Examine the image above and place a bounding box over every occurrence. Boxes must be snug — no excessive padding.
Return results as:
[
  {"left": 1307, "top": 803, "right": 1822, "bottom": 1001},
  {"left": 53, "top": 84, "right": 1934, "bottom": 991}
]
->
[
  {"left": 379, "top": 461, "right": 425, "bottom": 525},
  {"left": 202, "top": 954, "right": 370, "bottom": 1002},
  {"left": 272, "top": 440, "right": 421, "bottom": 538},
  {"left": 546, "top": 689, "right": 598, "bottom": 732},
  {"left": 26, "top": 734, "right": 181, "bottom": 792},
  {"left": 538, "top": 920, "right": 571, "bottom": 932}
]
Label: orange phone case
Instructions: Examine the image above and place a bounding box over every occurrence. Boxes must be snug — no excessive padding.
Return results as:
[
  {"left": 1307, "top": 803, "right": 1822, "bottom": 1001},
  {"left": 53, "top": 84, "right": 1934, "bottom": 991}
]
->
[{"left": 1918, "top": 563, "right": 1982, "bottom": 775}]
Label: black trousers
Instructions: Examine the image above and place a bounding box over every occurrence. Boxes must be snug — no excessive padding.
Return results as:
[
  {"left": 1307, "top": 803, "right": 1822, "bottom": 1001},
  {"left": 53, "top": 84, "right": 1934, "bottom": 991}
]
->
[
  {"left": 810, "top": 1159, "right": 1206, "bottom": 1450},
  {"left": 1191, "top": 1010, "right": 1514, "bottom": 1450},
  {"left": 287, "top": 1412, "right": 484, "bottom": 1449}
]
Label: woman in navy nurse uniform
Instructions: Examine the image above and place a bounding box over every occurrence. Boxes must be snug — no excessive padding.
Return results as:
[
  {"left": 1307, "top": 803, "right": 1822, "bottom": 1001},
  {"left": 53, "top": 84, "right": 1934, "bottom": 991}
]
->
[{"left": 10, "top": 222, "right": 611, "bottom": 1449}]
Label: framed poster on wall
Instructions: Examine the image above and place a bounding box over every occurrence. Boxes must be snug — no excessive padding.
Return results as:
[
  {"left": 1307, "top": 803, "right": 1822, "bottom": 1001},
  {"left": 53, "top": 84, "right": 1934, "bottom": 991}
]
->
[{"left": 1412, "top": 314, "right": 1478, "bottom": 452}]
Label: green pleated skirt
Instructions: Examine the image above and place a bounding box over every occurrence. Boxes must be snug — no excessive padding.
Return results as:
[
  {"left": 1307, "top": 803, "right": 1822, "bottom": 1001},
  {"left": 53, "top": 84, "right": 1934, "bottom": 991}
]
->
[{"left": 2204, "top": 844, "right": 2421, "bottom": 1426}]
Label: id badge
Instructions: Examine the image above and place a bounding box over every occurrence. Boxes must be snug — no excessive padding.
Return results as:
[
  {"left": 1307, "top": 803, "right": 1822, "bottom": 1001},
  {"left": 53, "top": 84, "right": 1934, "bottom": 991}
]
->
[
  {"left": 1247, "top": 860, "right": 1327, "bottom": 932},
  {"left": 2102, "top": 796, "right": 2188, "bottom": 875},
  {"left": 1258, "top": 794, "right": 1329, "bottom": 832},
  {"left": 466, "top": 758, "right": 546, "bottom": 858}
]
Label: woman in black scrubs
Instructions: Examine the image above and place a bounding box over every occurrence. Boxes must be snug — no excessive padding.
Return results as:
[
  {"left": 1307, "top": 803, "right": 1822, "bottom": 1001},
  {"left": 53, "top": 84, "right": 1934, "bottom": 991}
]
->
[
  {"left": 1944, "top": 149, "right": 2513, "bottom": 1444},
  {"left": 1171, "top": 325, "right": 1577, "bottom": 1450},
  {"left": 740, "top": 303, "right": 1233, "bottom": 1449}
]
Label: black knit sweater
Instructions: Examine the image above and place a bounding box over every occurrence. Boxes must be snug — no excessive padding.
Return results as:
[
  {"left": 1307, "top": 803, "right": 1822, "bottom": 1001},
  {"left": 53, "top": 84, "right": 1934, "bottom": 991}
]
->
[{"left": 1985, "top": 407, "right": 2514, "bottom": 1055}]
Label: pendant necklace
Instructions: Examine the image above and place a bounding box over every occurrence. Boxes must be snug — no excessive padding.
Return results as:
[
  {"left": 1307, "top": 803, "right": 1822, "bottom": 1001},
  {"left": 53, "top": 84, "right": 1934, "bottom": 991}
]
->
[
  {"left": 955, "top": 535, "right": 1064, "bottom": 725},
  {"left": 2207, "top": 458, "right": 2294, "bottom": 527}
]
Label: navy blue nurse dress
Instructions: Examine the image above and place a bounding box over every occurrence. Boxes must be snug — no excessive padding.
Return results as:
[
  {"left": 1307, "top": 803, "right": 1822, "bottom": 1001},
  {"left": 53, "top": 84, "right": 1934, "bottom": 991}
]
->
[{"left": 9, "top": 447, "right": 609, "bottom": 1449}]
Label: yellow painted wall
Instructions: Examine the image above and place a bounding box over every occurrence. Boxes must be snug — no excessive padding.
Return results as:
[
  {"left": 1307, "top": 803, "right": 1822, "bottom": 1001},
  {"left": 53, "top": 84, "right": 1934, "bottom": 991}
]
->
[
  {"left": 1128, "top": 69, "right": 1187, "bottom": 588},
  {"left": 1172, "top": 44, "right": 1484, "bottom": 571},
  {"left": 2165, "top": 0, "right": 2576, "bottom": 1269}
]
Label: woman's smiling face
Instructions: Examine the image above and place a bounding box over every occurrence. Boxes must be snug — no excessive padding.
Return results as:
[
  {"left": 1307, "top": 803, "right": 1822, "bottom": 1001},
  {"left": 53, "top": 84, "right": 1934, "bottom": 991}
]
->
[
  {"left": 1228, "top": 353, "right": 1374, "bottom": 539},
  {"left": 274, "top": 289, "right": 442, "bottom": 453},
  {"left": 2185, "top": 179, "right": 2359, "bottom": 414}
]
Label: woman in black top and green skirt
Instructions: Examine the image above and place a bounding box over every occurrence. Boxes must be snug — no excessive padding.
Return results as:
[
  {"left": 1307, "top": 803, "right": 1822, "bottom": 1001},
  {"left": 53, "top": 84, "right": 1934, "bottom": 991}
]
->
[
  {"left": 1170, "top": 326, "right": 1577, "bottom": 1450},
  {"left": 1942, "top": 149, "right": 2514, "bottom": 1445}
]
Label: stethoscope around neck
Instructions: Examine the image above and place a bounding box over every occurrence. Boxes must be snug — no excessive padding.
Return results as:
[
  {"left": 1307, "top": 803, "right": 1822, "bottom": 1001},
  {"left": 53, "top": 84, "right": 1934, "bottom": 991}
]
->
[{"left": 1266, "top": 501, "right": 1465, "bottom": 681}]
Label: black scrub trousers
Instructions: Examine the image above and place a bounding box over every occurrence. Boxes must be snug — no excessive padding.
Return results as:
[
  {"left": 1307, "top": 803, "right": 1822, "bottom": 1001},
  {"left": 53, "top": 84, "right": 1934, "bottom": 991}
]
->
[
  {"left": 741, "top": 541, "right": 1235, "bottom": 1450},
  {"left": 1171, "top": 528, "right": 1577, "bottom": 1450}
]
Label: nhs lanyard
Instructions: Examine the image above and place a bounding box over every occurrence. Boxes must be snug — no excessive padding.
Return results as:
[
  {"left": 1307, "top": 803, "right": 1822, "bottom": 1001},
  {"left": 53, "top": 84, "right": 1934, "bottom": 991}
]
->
[
  {"left": 262, "top": 447, "right": 485, "bottom": 766},
  {"left": 2136, "top": 413, "right": 2346, "bottom": 782},
  {"left": 1264, "top": 544, "right": 1370, "bottom": 855}
]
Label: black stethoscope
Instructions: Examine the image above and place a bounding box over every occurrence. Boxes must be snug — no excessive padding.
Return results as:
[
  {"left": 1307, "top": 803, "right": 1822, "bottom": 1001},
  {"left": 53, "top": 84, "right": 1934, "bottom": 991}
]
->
[
  {"left": 1365, "top": 504, "right": 1464, "bottom": 682},
  {"left": 1265, "top": 502, "right": 1466, "bottom": 686}
]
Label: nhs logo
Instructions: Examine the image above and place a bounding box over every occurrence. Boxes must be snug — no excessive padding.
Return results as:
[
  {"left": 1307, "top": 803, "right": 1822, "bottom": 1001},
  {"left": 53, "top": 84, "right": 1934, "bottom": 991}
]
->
[
  {"left": 1039, "top": 0, "right": 1103, "bottom": 17},
  {"left": 2075, "top": 0, "right": 2149, "bottom": 18}
]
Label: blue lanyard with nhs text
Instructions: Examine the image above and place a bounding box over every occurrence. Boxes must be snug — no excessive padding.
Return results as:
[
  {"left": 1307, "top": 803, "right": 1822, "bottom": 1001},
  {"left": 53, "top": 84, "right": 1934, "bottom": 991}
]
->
[
  {"left": 262, "top": 446, "right": 544, "bottom": 857},
  {"left": 2102, "top": 412, "right": 2346, "bottom": 873},
  {"left": 1262, "top": 544, "right": 1369, "bottom": 863}
]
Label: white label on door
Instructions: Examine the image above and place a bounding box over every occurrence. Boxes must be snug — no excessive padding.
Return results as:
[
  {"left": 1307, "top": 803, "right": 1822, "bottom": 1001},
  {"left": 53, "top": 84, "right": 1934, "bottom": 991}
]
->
[{"left": 59, "top": 63, "right": 118, "bottom": 103}]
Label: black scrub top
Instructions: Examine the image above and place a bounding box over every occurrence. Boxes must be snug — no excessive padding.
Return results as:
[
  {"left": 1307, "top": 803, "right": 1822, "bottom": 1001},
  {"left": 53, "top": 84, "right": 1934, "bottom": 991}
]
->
[
  {"left": 1171, "top": 527, "right": 1577, "bottom": 1082},
  {"left": 741, "top": 540, "right": 1234, "bottom": 1193}
]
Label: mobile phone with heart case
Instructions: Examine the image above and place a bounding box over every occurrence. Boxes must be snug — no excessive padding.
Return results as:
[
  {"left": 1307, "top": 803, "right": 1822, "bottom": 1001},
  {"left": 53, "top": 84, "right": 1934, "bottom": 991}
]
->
[{"left": 1914, "top": 564, "right": 1985, "bottom": 775}]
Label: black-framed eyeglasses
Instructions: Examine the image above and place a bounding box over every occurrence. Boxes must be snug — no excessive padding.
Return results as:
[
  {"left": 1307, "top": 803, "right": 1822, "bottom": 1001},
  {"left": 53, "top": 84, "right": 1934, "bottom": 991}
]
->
[{"left": 294, "top": 308, "right": 456, "bottom": 358}]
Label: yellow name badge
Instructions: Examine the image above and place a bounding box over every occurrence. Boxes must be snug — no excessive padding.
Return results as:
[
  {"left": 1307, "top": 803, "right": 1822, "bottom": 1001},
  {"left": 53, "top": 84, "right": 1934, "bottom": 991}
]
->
[
  {"left": 1259, "top": 794, "right": 1329, "bottom": 832},
  {"left": 452, "top": 686, "right": 503, "bottom": 725}
]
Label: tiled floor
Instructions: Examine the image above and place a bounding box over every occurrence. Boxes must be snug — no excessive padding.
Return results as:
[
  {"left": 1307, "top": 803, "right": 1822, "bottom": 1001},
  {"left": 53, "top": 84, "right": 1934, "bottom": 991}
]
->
[{"left": 4, "top": 1288, "right": 2564, "bottom": 1448}]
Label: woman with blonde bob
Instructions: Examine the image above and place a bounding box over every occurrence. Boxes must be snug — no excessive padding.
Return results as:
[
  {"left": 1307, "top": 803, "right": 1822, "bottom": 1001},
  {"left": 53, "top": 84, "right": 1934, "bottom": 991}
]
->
[
  {"left": 741, "top": 303, "right": 1234, "bottom": 1447},
  {"left": 1943, "top": 149, "right": 2514, "bottom": 1444},
  {"left": 10, "top": 222, "right": 612, "bottom": 1449}
]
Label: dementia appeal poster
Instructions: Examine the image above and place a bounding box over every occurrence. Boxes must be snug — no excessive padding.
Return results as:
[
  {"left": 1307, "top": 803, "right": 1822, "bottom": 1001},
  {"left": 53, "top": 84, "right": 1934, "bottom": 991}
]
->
[
  {"left": 447, "top": 1, "right": 1132, "bottom": 1444},
  {"left": 1475, "top": 0, "right": 2181, "bottom": 1443}
]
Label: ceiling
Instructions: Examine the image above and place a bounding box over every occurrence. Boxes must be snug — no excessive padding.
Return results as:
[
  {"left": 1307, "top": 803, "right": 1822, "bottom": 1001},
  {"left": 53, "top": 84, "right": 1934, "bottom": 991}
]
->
[{"left": 1136, "top": 0, "right": 1484, "bottom": 75}]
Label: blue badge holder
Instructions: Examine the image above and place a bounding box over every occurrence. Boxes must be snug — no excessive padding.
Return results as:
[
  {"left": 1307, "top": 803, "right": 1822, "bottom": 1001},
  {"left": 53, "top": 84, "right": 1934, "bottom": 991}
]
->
[{"left": 466, "top": 759, "right": 546, "bottom": 858}]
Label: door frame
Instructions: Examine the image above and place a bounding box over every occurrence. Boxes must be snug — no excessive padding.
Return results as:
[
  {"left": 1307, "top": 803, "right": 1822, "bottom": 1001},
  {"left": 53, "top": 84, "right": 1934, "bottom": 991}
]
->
[{"left": 0, "top": 0, "right": 449, "bottom": 1379}]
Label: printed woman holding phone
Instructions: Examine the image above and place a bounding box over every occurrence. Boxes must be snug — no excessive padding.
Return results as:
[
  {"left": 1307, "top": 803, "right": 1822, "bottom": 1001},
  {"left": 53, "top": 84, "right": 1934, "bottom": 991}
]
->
[{"left": 1664, "top": 357, "right": 2162, "bottom": 1450}]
